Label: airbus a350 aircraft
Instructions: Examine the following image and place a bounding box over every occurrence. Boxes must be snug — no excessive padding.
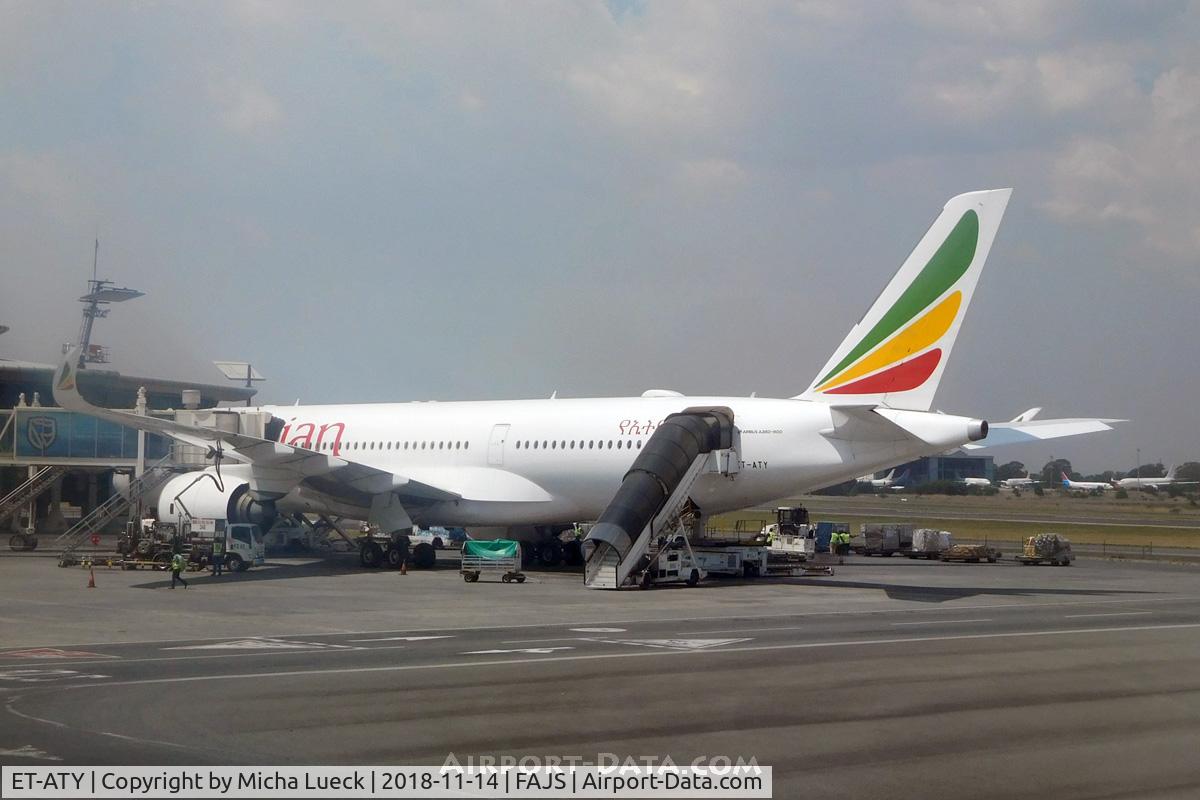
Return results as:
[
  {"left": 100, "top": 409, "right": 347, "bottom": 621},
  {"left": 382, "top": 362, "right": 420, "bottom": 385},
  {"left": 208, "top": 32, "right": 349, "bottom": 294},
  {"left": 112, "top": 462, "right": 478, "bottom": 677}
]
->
[{"left": 55, "top": 189, "right": 1120, "bottom": 567}]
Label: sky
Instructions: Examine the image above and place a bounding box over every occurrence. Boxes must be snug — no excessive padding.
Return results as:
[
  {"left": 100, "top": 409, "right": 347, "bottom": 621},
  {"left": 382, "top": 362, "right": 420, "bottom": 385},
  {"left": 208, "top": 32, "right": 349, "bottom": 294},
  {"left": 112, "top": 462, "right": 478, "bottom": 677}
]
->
[{"left": 2, "top": 1, "right": 1197, "bottom": 474}]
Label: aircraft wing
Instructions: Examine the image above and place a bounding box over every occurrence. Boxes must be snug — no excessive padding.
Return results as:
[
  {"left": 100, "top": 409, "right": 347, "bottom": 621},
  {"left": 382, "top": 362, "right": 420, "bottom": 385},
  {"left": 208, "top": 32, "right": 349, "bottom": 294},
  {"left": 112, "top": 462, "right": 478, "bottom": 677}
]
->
[
  {"left": 962, "top": 417, "right": 1123, "bottom": 450},
  {"left": 51, "top": 350, "right": 460, "bottom": 504}
]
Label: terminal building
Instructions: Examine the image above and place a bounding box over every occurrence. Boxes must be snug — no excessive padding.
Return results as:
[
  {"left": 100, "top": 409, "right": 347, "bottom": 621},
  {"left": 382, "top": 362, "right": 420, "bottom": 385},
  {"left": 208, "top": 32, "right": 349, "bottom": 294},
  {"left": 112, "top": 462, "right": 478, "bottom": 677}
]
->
[
  {"left": 890, "top": 451, "right": 995, "bottom": 485},
  {"left": 2, "top": 294, "right": 255, "bottom": 551}
]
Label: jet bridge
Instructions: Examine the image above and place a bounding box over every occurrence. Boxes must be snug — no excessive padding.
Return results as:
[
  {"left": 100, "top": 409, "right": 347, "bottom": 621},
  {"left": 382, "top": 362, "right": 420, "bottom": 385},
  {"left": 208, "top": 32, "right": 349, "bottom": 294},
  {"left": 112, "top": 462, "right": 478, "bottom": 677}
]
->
[{"left": 583, "top": 408, "right": 738, "bottom": 589}]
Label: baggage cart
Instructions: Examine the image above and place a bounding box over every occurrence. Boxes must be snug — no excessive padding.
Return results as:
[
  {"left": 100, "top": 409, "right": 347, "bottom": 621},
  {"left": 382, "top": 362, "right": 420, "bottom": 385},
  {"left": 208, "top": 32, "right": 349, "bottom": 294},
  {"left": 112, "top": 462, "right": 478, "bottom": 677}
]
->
[{"left": 461, "top": 539, "right": 526, "bottom": 583}]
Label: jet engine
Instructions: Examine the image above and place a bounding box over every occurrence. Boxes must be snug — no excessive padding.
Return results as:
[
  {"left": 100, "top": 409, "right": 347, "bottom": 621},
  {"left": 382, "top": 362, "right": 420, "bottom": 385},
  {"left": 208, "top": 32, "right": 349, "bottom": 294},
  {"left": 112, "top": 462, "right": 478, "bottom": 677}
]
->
[{"left": 156, "top": 468, "right": 277, "bottom": 529}]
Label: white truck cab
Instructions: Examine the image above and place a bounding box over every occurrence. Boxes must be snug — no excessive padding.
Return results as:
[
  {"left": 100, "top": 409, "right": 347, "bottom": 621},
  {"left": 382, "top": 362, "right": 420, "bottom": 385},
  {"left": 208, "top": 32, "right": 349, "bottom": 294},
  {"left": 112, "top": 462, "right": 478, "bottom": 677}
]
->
[{"left": 224, "top": 523, "right": 266, "bottom": 571}]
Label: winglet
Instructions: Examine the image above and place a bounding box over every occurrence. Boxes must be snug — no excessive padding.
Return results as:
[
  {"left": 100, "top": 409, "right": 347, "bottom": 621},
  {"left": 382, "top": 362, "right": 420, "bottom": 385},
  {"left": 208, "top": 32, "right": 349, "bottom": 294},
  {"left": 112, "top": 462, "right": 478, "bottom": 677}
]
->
[{"left": 1010, "top": 407, "right": 1041, "bottom": 423}]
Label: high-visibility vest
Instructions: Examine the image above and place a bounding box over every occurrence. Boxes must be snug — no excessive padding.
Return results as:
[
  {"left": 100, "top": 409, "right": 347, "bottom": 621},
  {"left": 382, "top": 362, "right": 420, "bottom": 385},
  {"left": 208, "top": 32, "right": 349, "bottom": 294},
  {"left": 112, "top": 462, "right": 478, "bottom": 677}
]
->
[
  {"left": 171, "top": 553, "right": 184, "bottom": 571},
  {"left": 213, "top": 539, "right": 225, "bottom": 555}
]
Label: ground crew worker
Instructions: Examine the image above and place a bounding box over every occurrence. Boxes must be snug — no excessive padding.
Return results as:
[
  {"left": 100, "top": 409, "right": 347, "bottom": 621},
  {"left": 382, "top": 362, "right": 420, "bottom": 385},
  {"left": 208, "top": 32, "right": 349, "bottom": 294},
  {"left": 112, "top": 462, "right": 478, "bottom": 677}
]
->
[
  {"left": 170, "top": 551, "right": 188, "bottom": 589},
  {"left": 211, "top": 537, "right": 225, "bottom": 577},
  {"left": 834, "top": 531, "right": 851, "bottom": 563}
]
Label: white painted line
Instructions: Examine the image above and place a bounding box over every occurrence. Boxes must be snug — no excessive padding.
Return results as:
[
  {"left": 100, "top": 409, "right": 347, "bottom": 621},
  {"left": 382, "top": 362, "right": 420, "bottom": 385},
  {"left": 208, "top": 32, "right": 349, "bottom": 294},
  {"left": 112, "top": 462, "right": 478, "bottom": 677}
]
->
[
  {"left": 22, "top": 595, "right": 1194, "bottom": 650},
  {"left": 463, "top": 647, "right": 575, "bottom": 655},
  {"left": 58, "top": 623, "right": 1200, "bottom": 689},
  {"left": 892, "top": 618, "right": 993, "bottom": 626},
  {"left": 0, "top": 745, "right": 61, "bottom": 761},
  {"left": 569, "top": 627, "right": 627, "bottom": 633},
  {"left": 501, "top": 637, "right": 586, "bottom": 644},
  {"left": 349, "top": 635, "right": 454, "bottom": 643},
  {"left": 603, "top": 638, "right": 753, "bottom": 651},
  {"left": 1063, "top": 611, "right": 1154, "bottom": 619},
  {"left": 164, "top": 638, "right": 350, "bottom": 651}
]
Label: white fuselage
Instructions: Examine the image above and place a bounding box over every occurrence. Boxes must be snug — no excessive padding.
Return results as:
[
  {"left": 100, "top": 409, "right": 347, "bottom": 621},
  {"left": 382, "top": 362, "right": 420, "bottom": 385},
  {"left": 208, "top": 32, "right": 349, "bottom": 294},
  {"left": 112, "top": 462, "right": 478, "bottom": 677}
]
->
[
  {"left": 1112, "top": 475, "right": 1177, "bottom": 490},
  {"left": 1061, "top": 474, "right": 1110, "bottom": 492},
  {"left": 254, "top": 395, "right": 973, "bottom": 528}
]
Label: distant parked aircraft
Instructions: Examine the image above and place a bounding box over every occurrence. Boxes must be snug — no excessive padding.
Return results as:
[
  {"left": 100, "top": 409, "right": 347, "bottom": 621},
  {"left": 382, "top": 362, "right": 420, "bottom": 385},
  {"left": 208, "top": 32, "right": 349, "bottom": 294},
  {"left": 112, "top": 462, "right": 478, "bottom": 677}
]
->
[
  {"left": 1061, "top": 471, "right": 1110, "bottom": 493},
  {"left": 1000, "top": 470, "right": 1039, "bottom": 489},
  {"left": 1110, "top": 465, "right": 1197, "bottom": 492},
  {"left": 857, "top": 468, "right": 908, "bottom": 490}
]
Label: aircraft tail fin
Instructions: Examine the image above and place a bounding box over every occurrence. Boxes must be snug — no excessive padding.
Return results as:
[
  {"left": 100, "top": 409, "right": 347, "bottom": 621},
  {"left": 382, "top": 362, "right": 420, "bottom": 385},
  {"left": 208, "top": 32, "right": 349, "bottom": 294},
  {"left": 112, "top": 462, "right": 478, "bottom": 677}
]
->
[
  {"left": 1166, "top": 464, "right": 1177, "bottom": 480},
  {"left": 798, "top": 189, "right": 1012, "bottom": 410}
]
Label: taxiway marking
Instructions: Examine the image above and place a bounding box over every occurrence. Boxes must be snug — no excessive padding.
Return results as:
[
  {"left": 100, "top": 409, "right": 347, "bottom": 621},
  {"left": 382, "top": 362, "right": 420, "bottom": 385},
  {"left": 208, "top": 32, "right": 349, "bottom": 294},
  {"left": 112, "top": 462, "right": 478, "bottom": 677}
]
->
[
  {"left": 0, "top": 745, "right": 61, "bottom": 761},
  {"left": 0, "top": 648, "right": 114, "bottom": 660},
  {"left": 0, "top": 669, "right": 109, "bottom": 684},
  {"left": 1063, "top": 611, "right": 1154, "bottom": 618},
  {"left": 51, "top": 623, "right": 1200, "bottom": 689},
  {"left": 892, "top": 618, "right": 993, "bottom": 626},
  {"left": 463, "top": 647, "right": 575, "bottom": 655},
  {"left": 601, "top": 638, "right": 753, "bottom": 651},
  {"left": 14, "top": 594, "right": 1193, "bottom": 651},
  {"left": 164, "top": 638, "right": 352, "bottom": 651},
  {"left": 349, "top": 635, "right": 454, "bottom": 643}
]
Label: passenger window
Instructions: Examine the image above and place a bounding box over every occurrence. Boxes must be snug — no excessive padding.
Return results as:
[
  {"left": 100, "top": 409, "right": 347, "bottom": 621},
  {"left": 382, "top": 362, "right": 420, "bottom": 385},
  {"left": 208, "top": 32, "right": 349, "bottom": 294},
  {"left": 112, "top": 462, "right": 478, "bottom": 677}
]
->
[
  {"left": 551, "top": 441, "right": 557, "bottom": 449},
  {"left": 543, "top": 441, "right": 548, "bottom": 449},
  {"left": 421, "top": 442, "right": 426, "bottom": 450},
  {"left": 589, "top": 441, "right": 594, "bottom": 449},
  {"left": 637, "top": 440, "right": 642, "bottom": 449}
]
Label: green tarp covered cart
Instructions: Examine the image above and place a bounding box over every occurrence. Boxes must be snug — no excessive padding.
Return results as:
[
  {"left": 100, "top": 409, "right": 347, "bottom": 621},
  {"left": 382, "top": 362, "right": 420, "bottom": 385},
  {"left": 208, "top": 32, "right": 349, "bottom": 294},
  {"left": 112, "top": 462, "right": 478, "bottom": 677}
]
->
[{"left": 461, "top": 539, "right": 525, "bottom": 583}]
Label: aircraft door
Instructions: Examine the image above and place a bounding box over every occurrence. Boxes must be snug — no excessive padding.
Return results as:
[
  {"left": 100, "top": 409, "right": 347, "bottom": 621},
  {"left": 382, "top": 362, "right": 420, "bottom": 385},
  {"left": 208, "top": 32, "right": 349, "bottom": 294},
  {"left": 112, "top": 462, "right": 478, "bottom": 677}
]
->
[{"left": 487, "top": 424, "right": 510, "bottom": 467}]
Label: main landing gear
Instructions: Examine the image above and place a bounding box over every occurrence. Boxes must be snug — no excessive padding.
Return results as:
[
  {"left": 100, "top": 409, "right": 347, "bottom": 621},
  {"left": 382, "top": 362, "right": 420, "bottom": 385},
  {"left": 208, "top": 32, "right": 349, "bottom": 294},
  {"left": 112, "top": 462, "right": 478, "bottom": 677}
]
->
[{"left": 358, "top": 531, "right": 437, "bottom": 570}]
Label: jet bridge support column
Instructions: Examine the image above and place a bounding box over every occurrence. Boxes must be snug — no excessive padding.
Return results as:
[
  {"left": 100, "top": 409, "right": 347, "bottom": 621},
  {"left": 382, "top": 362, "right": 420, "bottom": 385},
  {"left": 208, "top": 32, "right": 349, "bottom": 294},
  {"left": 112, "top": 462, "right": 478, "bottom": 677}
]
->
[{"left": 583, "top": 407, "right": 735, "bottom": 589}]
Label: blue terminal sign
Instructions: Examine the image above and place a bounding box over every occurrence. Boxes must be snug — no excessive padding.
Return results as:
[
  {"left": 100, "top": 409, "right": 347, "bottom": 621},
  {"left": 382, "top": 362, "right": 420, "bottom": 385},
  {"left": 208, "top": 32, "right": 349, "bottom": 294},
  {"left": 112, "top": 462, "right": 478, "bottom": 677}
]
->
[{"left": 13, "top": 409, "right": 169, "bottom": 461}]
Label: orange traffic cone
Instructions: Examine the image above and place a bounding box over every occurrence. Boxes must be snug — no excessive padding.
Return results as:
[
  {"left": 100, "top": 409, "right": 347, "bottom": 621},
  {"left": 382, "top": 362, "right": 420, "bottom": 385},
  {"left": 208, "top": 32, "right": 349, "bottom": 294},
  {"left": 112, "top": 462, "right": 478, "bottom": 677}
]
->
[
  {"left": 399, "top": 559, "right": 408, "bottom": 575},
  {"left": 87, "top": 566, "right": 96, "bottom": 589}
]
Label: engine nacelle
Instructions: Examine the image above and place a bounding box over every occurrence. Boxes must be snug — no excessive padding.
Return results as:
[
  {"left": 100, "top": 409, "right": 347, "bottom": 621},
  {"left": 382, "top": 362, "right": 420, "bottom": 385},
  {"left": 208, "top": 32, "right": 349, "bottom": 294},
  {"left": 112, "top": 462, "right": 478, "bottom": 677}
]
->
[{"left": 156, "top": 469, "right": 277, "bottom": 530}]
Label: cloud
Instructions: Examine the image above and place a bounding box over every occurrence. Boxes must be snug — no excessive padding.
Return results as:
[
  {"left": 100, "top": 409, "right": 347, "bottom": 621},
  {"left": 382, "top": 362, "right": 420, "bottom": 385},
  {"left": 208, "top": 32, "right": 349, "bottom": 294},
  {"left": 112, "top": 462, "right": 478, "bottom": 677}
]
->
[
  {"left": 0, "top": 150, "right": 93, "bottom": 221},
  {"left": 3, "top": 0, "right": 1199, "bottom": 469},
  {"left": 1041, "top": 66, "right": 1200, "bottom": 261},
  {"left": 207, "top": 77, "right": 283, "bottom": 136}
]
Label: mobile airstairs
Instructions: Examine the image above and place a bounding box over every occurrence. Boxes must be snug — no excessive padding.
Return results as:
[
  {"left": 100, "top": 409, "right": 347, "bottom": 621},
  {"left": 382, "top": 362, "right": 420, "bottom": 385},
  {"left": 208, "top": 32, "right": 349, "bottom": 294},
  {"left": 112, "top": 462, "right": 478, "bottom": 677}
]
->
[
  {"left": 583, "top": 408, "right": 738, "bottom": 589},
  {"left": 1, "top": 465, "right": 70, "bottom": 529},
  {"left": 54, "top": 455, "right": 177, "bottom": 558}
]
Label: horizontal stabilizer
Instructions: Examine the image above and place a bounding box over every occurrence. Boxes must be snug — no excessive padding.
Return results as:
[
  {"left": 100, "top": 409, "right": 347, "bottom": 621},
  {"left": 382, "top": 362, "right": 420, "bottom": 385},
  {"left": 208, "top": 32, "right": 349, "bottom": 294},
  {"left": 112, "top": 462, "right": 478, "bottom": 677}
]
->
[{"left": 962, "top": 418, "right": 1123, "bottom": 450}]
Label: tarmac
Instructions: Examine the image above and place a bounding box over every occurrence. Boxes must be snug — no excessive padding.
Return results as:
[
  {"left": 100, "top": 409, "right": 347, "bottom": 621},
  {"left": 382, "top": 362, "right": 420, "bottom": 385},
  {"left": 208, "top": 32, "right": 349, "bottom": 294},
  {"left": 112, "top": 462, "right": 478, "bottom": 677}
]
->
[{"left": 2, "top": 551, "right": 1199, "bottom": 799}]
